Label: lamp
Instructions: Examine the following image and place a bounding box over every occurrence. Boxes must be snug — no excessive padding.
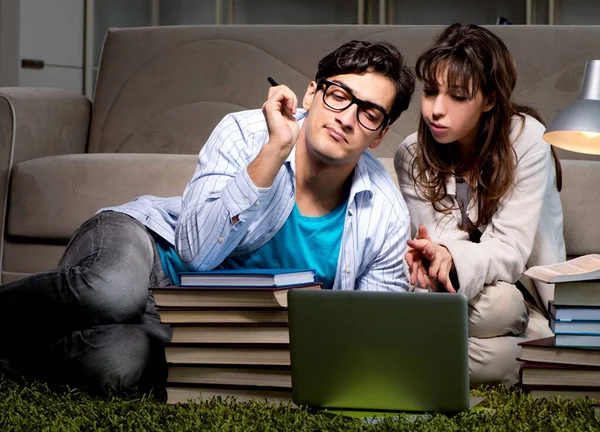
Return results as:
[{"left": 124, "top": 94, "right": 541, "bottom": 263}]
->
[{"left": 544, "top": 60, "right": 600, "bottom": 154}]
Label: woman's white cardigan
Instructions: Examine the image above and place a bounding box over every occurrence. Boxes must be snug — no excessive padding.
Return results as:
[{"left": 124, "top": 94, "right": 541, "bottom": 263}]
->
[{"left": 395, "top": 115, "right": 565, "bottom": 313}]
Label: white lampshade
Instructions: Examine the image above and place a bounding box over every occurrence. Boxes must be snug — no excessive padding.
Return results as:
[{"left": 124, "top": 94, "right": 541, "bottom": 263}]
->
[{"left": 544, "top": 60, "right": 600, "bottom": 155}]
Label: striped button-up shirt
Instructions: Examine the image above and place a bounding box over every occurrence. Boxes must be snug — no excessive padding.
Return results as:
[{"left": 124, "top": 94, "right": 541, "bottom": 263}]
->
[{"left": 104, "top": 109, "right": 410, "bottom": 291}]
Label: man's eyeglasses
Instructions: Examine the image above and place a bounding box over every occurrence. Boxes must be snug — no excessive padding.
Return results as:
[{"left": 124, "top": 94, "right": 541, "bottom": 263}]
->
[{"left": 317, "top": 79, "right": 390, "bottom": 131}]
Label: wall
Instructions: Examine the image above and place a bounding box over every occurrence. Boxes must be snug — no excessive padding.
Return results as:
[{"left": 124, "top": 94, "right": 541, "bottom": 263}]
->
[
  {"left": 6, "top": 0, "right": 600, "bottom": 95},
  {"left": 0, "top": 0, "right": 19, "bottom": 86},
  {"left": 555, "top": 0, "right": 600, "bottom": 24}
]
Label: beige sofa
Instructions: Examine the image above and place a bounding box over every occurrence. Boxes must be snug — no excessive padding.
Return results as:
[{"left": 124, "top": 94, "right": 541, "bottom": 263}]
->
[{"left": 0, "top": 25, "right": 599, "bottom": 284}]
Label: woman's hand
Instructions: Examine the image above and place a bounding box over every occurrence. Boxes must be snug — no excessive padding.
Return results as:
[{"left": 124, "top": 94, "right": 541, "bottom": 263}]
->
[
  {"left": 405, "top": 225, "right": 434, "bottom": 289},
  {"left": 407, "top": 225, "right": 457, "bottom": 293}
]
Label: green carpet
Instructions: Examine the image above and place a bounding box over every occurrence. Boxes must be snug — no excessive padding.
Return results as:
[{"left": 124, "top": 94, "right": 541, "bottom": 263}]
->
[{"left": 0, "top": 379, "right": 598, "bottom": 431}]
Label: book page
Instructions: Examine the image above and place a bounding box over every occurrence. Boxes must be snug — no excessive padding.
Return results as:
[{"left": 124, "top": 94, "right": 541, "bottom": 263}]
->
[
  {"left": 524, "top": 254, "right": 600, "bottom": 283},
  {"left": 545, "top": 255, "right": 600, "bottom": 273}
]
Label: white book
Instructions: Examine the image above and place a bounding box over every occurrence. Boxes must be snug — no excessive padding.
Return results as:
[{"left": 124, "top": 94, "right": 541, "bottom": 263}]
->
[
  {"left": 524, "top": 254, "right": 600, "bottom": 284},
  {"left": 550, "top": 301, "right": 600, "bottom": 322},
  {"left": 555, "top": 334, "right": 600, "bottom": 348}
]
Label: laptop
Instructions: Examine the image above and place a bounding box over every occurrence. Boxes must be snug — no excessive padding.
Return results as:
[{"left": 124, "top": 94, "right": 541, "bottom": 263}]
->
[{"left": 287, "top": 290, "right": 481, "bottom": 416}]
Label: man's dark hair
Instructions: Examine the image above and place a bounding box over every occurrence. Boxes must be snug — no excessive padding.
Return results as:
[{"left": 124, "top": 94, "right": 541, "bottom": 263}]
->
[{"left": 315, "top": 40, "right": 415, "bottom": 125}]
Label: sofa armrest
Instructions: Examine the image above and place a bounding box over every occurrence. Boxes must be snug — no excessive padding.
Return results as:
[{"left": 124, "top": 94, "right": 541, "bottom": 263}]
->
[
  {"left": 0, "top": 87, "right": 91, "bottom": 281},
  {"left": 0, "top": 87, "right": 91, "bottom": 163}
]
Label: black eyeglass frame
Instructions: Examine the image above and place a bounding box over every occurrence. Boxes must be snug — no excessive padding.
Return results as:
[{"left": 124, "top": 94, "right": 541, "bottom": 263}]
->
[{"left": 316, "top": 79, "right": 391, "bottom": 131}]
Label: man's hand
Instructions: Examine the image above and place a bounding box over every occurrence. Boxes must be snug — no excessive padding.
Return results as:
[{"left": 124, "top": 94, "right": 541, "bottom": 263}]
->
[
  {"left": 262, "top": 84, "right": 300, "bottom": 159},
  {"left": 247, "top": 85, "right": 300, "bottom": 190},
  {"left": 406, "top": 225, "right": 456, "bottom": 293}
]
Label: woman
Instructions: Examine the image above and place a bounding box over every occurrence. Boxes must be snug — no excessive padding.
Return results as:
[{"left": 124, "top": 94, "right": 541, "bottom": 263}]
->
[{"left": 395, "top": 23, "right": 565, "bottom": 385}]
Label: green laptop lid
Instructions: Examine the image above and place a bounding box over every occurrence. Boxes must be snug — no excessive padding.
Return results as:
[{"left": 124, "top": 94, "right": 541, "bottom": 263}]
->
[{"left": 287, "top": 290, "right": 469, "bottom": 413}]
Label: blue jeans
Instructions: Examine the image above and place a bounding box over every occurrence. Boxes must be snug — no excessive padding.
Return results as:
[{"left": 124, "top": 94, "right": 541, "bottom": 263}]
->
[{"left": 0, "top": 211, "right": 172, "bottom": 389}]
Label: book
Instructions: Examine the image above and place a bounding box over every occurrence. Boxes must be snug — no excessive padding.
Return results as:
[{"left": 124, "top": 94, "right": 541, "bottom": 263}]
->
[
  {"left": 555, "top": 334, "right": 600, "bottom": 348},
  {"left": 518, "top": 337, "right": 600, "bottom": 367},
  {"left": 554, "top": 280, "right": 600, "bottom": 306},
  {"left": 165, "top": 384, "right": 294, "bottom": 405},
  {"left": 158, "top": 308, "right": 288, "bottom": 324},
  {"left": 525, "top": 385, "right": 600, "bottom": 400},
  {"left": 167, "top": 365, "right": 292, "bottom": 388},
  {"left": 521, "top": 362, "right": 600, "bottom": 387},
  {"left": 549, "top": 301, "right": 600, "bottom": 322},
  {"left": 551, "top": 318, "right": 600, "bottom": 335},
  {"left": 179, "top": 269, "right": 316, "bottom": 287},
  {"left": 152, "top": 283, "right": 321, "bottom": 309},
  {"left": 165, "top": 344, "right": 291, "bottom": 366},
  {"left": 524, "top": 254, "right": 600, "bottom": 284},
  {"left": 170, "top": 324, "right": 289, "bottom": 344}
]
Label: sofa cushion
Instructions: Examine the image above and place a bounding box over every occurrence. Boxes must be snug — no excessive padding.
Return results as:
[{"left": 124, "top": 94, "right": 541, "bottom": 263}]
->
[
  {"left": 7, "top": 154, "right": 592, "bottom": 258},
  {"left": 8, "top": 153, "right": 197, "bottom": 240},
  {"left": 3, "top": 241, "right": 65, "bottom": 276},
  {"left": 560, "top": 159, "right": 600, "bottom": 256}
]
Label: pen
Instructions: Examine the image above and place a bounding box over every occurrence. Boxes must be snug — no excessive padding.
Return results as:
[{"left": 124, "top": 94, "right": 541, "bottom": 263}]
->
[{"left": 267, "top": 76, "right": 278, "bottom": 86}]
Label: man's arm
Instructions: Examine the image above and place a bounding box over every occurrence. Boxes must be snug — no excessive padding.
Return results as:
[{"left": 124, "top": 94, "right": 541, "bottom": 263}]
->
[
  {"left": 355, "top": 204, "right": 411, "bottom": 292},
  {"left": 176, "top": 85, "right": 300, "bottom": 271}
]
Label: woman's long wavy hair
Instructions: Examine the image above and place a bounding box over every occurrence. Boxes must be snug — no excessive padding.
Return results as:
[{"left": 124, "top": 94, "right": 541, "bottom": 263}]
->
[{"left": 411, "top": 23, "right": 562, "bottom": 228}]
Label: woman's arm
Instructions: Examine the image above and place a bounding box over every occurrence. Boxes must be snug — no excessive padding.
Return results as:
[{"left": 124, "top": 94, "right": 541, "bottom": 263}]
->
[{"left": 395, "top": 133, "right": 464, "bottom": 292}]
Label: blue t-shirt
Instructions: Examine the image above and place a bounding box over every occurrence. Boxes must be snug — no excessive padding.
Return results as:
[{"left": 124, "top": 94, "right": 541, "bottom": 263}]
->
[
  {"left": 154, "top": 235, "right": 190, "bottom": 286},
  {"left": 218, "top": 200, "right": 346, "bottom": 289}
]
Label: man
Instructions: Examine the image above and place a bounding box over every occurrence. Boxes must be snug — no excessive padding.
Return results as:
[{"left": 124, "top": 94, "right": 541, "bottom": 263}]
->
[
  {"left": 0, "top": 40, "right": 414, "bottom": 390},
  {"left": 175, "top": 40, "right": 415, "bottom": 293}
]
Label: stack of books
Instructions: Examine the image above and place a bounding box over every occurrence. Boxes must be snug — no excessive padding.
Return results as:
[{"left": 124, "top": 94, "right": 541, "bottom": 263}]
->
[
  {"left": 152, "top": 269, "right": 321, "bottom": 405},
  {"left": 519, "top": 255, "right": 600, "bottom": 400}
]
